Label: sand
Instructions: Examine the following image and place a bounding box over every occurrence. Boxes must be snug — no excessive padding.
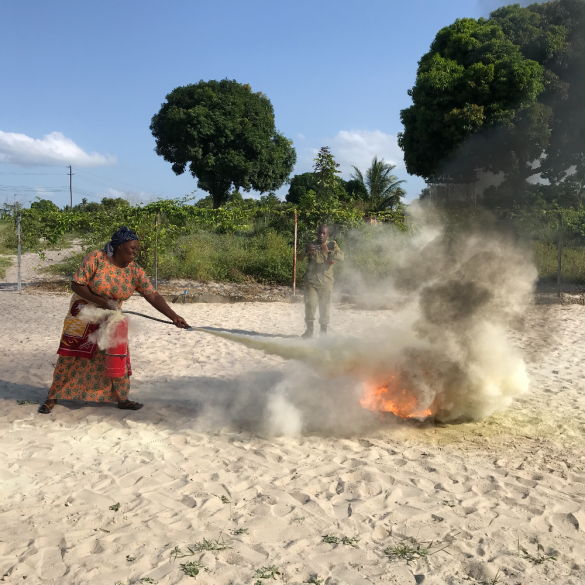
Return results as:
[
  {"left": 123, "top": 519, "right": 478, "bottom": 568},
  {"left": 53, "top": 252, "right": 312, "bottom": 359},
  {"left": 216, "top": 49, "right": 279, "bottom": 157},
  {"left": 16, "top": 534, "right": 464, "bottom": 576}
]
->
[{"left": 1, "top": 290, "right": 585, "bottom": 585}]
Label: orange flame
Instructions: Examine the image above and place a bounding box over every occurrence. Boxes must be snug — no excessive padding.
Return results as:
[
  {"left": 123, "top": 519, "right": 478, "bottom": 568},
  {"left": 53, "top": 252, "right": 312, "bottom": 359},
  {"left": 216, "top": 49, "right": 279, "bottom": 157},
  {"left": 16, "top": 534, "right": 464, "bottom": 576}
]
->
[{"left": 360, "top": 375, "right": 433, "bottom": 419}]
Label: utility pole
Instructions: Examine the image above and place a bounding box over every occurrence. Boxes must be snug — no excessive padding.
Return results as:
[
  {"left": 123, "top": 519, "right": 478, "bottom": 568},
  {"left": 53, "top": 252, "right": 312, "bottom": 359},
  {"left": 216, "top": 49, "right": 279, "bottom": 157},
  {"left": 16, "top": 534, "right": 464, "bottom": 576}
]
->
[{"left": 67, "top": 165, "right": 74, "bottom": 209}]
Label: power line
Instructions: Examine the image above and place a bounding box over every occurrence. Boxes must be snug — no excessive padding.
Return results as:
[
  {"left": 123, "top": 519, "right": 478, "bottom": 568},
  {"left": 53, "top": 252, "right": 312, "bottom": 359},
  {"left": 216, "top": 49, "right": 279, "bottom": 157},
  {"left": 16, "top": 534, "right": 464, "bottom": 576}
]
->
[
  {"left": 75, "top": 168, "right": 154, "bottom": 192},
  {"left": 0, "top": 172, "right": 64, "bottom": 176},
  {"left": 0, "top": 185, "right": 69, "bottom": 192}
]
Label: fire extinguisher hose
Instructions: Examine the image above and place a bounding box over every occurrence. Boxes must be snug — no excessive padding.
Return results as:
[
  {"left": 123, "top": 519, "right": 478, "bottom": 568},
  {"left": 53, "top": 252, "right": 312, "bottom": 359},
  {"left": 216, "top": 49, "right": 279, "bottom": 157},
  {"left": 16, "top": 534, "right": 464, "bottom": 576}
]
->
[{"left": 121, "top": 310, "right": 175, "bottom": 326}]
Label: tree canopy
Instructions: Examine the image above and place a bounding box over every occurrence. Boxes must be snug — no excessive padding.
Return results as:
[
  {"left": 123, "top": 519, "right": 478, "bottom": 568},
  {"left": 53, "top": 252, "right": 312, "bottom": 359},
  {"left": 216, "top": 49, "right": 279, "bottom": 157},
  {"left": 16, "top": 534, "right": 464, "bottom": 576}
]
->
[
  {"left": 399, "top": 0, "right": 585, "bottom": 189},
  {"left": 30, "top": 198, "right": 60, "bottom": 213},
  {"left": 151, "top": 79, "right": 297, "bottom": 208},
  {"left": 350, "top": 156, "right": 406, "bottom": 211},
  {"left": 286, "top": 172, "right": 319, "bottom": 204}
]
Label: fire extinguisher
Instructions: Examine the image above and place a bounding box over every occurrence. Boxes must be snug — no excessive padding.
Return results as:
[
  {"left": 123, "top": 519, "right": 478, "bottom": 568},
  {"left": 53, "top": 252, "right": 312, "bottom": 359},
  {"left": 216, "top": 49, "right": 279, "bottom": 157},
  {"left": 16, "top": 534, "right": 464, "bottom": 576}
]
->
[{"left": 104, "top": 318, "right": 129, "bottom": 378}]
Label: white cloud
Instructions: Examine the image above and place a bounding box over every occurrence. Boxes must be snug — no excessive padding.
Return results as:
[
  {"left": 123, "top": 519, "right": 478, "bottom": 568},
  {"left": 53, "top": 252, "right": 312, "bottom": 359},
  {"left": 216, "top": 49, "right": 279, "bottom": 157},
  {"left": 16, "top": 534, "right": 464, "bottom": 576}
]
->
[
  {"left": 299, "top": 130, "right": 404, "bottom": 177},
  {"left": 330, "top": 130, "right": 403, "bottom": 176},
  {"left": 0, "top": 131, "right": 115, "bottom": 167}
]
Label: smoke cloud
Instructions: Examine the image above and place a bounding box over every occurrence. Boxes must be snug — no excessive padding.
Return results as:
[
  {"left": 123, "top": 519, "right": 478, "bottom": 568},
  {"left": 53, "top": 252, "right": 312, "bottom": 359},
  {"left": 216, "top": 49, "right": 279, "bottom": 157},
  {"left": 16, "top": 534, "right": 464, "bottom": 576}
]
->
[{"left": 197, "top": 205, "right": 537, "bottom": 431}]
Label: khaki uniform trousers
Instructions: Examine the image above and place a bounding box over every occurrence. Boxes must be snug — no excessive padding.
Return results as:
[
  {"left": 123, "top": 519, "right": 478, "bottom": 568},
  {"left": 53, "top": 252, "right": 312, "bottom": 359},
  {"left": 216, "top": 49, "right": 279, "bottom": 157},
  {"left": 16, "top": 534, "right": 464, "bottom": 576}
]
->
[{"left": 304, "top": 282, "right": 333, "bottom": 326}]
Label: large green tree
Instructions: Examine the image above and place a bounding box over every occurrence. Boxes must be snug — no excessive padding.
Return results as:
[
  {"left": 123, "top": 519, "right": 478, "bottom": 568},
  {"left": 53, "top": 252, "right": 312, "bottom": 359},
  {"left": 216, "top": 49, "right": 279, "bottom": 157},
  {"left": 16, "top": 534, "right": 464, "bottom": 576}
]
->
[
  {"left": 151, "top": 79, "right": 296, "bottom": 208},
  {"left": 398, "top": 15, "right": 545, "bottom": 181},
  {"left": 399, "top": 0, "right": 585, "bottom": 191}
]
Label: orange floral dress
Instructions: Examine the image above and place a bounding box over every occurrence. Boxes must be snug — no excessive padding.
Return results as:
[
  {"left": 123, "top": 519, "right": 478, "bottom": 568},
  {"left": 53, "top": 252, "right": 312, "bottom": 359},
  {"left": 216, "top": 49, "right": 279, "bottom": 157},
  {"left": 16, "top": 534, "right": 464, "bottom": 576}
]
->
[{"left": 48, "top": 250, "right": 155, "bottom": 403}]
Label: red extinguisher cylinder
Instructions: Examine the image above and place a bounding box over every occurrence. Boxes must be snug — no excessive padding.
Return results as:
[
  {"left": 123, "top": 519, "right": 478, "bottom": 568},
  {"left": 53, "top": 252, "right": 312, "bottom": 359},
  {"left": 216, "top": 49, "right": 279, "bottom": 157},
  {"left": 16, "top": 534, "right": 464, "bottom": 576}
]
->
[{"left": 104, "top": 318, "right": 129, "bottom": 378}]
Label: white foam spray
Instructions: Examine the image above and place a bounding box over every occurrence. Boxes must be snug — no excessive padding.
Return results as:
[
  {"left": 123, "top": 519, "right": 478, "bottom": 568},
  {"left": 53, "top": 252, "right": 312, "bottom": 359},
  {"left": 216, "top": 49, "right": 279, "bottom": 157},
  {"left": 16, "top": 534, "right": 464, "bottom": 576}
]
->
[{"left": 79, "top": 306, "right": 130, "bottom": 350}]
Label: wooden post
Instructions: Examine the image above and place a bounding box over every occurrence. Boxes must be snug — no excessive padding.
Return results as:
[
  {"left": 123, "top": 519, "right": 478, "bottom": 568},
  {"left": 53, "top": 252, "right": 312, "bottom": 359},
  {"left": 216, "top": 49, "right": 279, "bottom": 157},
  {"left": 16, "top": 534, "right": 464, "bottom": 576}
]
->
[
  {"left": 16, "top": 211, "right": 21, "bottom": 294},
  {"left": 68, "top": 165, "right": 73, "bottom": 209},
  {"left": 557, "top": 213, "right": 562, "bottom": 298},
  {"left": 154, "top": 212, "right": 159, "bottom": 291},
  {"left": 293, "top": 210, "right": 297, "bottom": 295}
]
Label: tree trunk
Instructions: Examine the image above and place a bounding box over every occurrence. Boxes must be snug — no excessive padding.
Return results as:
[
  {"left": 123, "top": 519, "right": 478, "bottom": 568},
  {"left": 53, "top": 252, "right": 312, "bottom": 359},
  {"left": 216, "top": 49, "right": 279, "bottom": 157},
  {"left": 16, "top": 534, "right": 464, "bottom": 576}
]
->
[{"left": 211, "top": 189, "right": 230, "bottom": 209}]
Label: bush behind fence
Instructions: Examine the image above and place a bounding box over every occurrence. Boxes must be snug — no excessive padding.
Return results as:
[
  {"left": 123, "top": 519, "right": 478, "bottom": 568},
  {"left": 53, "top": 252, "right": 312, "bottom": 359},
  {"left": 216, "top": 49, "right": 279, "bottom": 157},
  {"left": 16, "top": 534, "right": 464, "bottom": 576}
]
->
[{"left": 5, "top": 202, "right": 585, "bottom": 287}]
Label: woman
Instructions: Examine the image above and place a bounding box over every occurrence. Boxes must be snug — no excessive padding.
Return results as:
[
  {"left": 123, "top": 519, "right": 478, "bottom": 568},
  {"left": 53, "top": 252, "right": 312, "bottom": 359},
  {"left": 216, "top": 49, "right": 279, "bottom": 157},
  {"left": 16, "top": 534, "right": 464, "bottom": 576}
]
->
[{"left": 39, "top": 226, "right": 189, "bottom": 414}]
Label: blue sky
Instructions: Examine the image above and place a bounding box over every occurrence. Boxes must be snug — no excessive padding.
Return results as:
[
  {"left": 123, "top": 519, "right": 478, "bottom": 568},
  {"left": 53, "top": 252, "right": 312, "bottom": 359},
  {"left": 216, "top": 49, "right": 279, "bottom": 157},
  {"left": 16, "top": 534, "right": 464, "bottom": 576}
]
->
[{"left": 0, "top": 0, "right": 529, "bottom": 208}]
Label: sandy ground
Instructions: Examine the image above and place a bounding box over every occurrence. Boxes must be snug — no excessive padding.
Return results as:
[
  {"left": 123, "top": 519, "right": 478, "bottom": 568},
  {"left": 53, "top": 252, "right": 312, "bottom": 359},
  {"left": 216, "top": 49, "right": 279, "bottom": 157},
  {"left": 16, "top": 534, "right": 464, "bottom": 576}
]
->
[{"left": 1, "top": 291, "right": 585, "bottom": 585}]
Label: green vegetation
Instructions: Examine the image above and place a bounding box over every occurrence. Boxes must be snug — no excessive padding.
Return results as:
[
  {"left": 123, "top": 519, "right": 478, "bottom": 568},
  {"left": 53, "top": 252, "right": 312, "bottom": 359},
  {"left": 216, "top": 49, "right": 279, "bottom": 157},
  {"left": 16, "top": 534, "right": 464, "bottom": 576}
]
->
[
  {"left": 399, "top": 0, "right": 585, "bottom": 209},
  {"left": 253, "top": 566, "right": 281, "bottom": 580},
  {"left": 0, "top": 256, "right": 12, "bottom": 279},
  {"left": 383, "top": 537, "right": 452, "bottom": 564},
  {"left": 350, "top": 156, "right": 406, "bottom": 211},
  {"left": 150, "top": 79, "right": 296, "bottom": 208},
  {"left": 518, "top": 541, "right": 557, "bottom": 565},
  {"left": 180, "top": 560, "right": 203, "bottom": 578},
  {"left": 0, "top": 219, "right": 16, "bottom": 255},
  {"left": 321, "top": 534, "right": 360, "bottom": 547}
]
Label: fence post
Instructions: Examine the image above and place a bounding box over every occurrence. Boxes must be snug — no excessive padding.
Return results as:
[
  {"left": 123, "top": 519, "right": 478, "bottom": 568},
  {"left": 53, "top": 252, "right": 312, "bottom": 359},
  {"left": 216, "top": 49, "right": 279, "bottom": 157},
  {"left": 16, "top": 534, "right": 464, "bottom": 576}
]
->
[
  {"left": 154, "top": 212, "right": 159, "bottom": 291},
  {"left": 557, "top": 212, "right": 562, "bottom": 298},
  {"left": 16, "top": 211, "right": 21, "bottom": 293},
  {"left": 293, "top": 210, "right": 297, "bottom": 295}
]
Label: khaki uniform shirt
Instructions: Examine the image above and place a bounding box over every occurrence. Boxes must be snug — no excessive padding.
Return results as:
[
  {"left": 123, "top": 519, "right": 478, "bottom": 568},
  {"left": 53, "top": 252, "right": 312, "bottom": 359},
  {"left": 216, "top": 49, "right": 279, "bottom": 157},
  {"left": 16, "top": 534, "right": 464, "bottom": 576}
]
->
[{"left": 298, "top": 240, "right": 344, "bottom": 286}]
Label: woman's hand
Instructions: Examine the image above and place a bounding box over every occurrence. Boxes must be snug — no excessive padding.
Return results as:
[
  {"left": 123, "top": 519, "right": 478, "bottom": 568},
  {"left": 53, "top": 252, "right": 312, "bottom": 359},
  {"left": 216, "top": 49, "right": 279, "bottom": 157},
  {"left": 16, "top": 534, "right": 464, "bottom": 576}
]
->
[
  {"left": 171, "top": 314, "right": 189, "bottom": 329},
  {"left": 144, "top": 292, "right": 190, "bottom": 328}
]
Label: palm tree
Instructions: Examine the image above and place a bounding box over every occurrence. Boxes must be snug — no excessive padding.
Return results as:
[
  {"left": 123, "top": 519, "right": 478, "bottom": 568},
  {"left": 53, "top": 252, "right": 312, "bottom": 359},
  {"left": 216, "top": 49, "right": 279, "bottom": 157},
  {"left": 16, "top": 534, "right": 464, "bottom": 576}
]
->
[{"left": 350, "top": 156, "right": 406, "bottom": 211}]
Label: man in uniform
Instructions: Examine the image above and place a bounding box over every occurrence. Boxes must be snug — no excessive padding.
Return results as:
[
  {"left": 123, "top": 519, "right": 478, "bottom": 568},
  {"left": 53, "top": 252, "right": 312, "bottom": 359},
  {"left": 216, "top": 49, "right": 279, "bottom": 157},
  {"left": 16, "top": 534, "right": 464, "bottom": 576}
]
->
[{"left": 298, "top": 224, "right": 344, "bottom": 338}]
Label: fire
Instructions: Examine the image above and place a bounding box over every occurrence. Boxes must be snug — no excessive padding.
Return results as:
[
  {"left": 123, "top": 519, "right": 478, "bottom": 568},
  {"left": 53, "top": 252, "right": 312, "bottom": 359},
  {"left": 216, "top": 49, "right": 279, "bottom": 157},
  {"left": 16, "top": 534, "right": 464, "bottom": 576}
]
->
[{"left": 360, "top": 375, "right": 434, "bottom": 419}]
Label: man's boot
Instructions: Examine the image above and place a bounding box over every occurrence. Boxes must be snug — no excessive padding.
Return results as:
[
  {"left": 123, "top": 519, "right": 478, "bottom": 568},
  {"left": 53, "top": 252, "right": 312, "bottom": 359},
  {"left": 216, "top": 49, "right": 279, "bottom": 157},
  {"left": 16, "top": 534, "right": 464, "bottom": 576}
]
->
[
  {"left": 320, "top": 324, "right": 328, "bottom": 335},
  {"left": 302, "top": 322, "right": 314, "bottom": 339}
]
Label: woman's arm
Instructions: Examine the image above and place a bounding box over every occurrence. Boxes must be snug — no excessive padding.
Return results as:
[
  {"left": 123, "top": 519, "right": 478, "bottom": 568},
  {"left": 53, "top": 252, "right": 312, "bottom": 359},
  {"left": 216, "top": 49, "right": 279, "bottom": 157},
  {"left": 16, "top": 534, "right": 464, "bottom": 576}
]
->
[
  {"left": 143, "top": 292, "right": 189, "bottom": 328},
  {"left": 71, "top": 282, "right": 112, "bottom": 309}
]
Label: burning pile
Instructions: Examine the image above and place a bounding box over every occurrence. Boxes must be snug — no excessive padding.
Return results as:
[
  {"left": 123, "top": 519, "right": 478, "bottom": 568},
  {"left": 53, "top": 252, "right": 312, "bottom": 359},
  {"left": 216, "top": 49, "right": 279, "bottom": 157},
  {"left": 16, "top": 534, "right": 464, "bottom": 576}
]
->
[{"left": 360, "top": 375, "right": 434, "bottom": 419}]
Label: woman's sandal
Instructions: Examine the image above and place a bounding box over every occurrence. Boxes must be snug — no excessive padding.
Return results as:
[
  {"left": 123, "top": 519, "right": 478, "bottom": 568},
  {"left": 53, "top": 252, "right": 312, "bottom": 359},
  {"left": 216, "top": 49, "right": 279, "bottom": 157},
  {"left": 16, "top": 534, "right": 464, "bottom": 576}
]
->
[
  {"left": 117, "top": 400, "right": 143, "bottom": 410},
  {"left": 39, "top": 400, "right": 57, "bottom": 414}
]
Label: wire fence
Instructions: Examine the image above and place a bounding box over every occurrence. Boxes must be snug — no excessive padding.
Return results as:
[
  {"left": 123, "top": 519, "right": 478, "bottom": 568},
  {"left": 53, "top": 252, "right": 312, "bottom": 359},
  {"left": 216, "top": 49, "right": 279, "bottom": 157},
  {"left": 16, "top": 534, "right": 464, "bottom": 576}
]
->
[
  {"left": 0, "top": 211, "right": 84, "bottom": 293},
  {"left": 0, "top": 210, "right": 297, "bottom": 294}
]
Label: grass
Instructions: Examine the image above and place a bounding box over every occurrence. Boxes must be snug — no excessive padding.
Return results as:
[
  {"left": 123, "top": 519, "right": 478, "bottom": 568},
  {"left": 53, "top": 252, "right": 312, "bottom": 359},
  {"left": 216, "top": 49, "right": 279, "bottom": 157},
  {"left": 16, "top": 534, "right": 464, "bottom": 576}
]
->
[
  {"left": 322, "top": 534, "right": 360, "bottom": 547},
  {"left": 383, "top": 536, "right": 452, "bottom": 564},
  {"left": 180, "top": 560, "right": 204, "bottom": 578},
  {"left": 0, "top": 256, "right": 12, "bottom": 279},
  {"left": 193, "top": 537, "right": 232, "bottom": 552},
  {"left": 254, "top": 566, "right": 281, "bottom": 580},
  {"left": 0, "top": 219, "right": 16, "bottom": 255},
  {"left": 140, "top": 579, "right": 158, "bottom": 584},
  {"left": 481, "top": 570, "right": 502, "bottom": 585},
  {"left": 17, "top": 399, "right": 38, "bottom": 405},
  {"left": 307, "top": 578, "right": 324, "bottom": 585},
  {"left": 109, "top": 502, "right": 121, "bottom": 512},
  {"left": 231, "top": 527, "right": 249, "bottom": 535},
  {"left": 157, "top": 229, "right": 298, "bottom": 285},
  {"left": 518, "top": 541, "right": 557, "bottom": 564},
  {"left": 534, "top": 241, "right": 585, "bottom": 284}
]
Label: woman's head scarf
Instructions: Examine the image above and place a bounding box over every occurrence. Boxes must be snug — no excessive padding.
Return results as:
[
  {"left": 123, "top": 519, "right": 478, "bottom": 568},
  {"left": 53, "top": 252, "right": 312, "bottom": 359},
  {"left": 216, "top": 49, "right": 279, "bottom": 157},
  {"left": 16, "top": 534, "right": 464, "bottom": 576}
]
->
[{"left": 103, "top": 226, "right": 139, "bottom": 257}]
